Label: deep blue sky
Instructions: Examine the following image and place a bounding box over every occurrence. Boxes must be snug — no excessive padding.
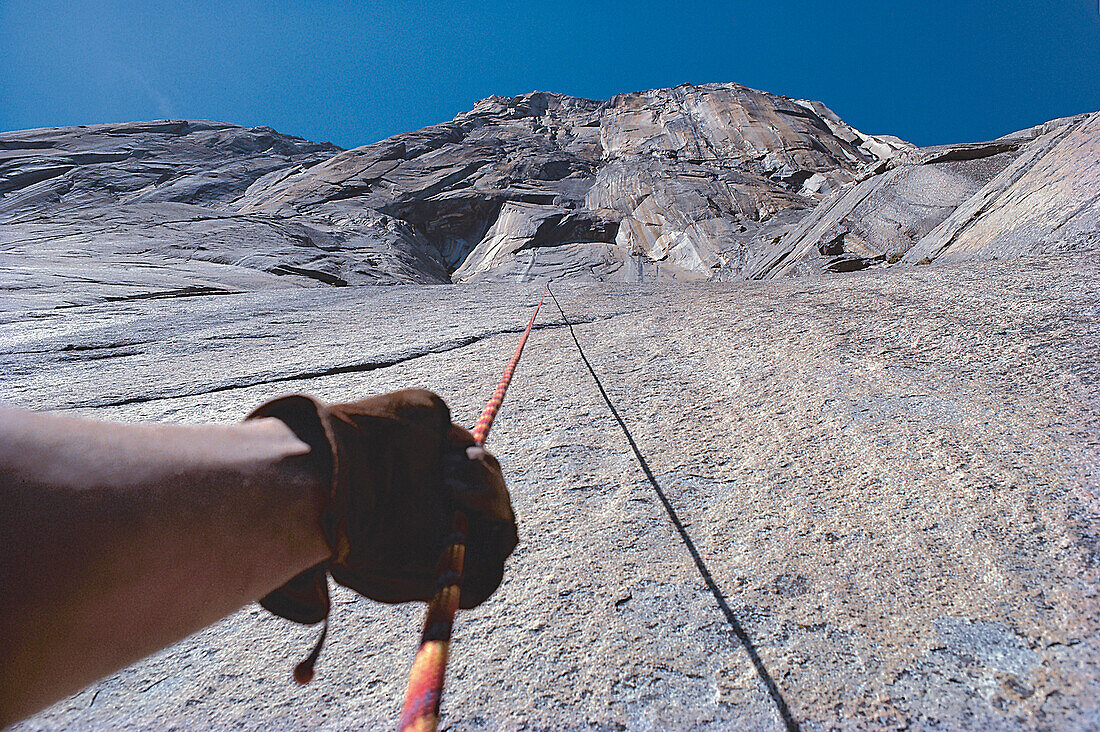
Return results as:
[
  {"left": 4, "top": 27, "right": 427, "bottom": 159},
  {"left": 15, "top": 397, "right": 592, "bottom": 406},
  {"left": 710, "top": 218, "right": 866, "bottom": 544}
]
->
[{"left": 2, "top": 1, "right": 1098, "bottom": 149}]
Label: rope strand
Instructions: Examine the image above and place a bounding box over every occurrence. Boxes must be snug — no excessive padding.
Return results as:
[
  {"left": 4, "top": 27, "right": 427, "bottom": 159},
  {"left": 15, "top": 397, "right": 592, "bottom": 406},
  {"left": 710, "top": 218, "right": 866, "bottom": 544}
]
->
[
  {"left": 397, "top": 284, "right": 548, "bottom": 732},
  {"left": 545, "top": 284, "right": 801, "bottom": 732}
]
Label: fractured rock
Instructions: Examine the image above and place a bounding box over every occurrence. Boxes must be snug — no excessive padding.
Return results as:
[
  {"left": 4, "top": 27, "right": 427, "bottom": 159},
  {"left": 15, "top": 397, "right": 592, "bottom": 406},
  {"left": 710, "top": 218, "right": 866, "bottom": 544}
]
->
[
  {"left": 2, "top": 86, "right": 1097, "bottom": 298},
  {"left": 0, "top": 120, "right": 454, "bottom": 307},
  {"left": 904, "top": 112, "right": 1100, "bottom": 263},
  {"left": 182, "top": 83, "right": 910, "bottom": 284}
]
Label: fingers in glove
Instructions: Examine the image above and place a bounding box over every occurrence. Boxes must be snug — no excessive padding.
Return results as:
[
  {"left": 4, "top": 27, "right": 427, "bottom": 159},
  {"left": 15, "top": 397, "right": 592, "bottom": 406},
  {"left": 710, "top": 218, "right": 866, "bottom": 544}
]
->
[{"left": 441, "top": 426, "right": 518, "bottom": 608}]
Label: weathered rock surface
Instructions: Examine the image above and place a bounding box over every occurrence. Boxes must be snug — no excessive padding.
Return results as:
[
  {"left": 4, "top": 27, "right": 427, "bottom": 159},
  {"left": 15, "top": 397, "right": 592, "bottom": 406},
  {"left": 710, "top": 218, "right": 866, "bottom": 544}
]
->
[
  {"left": 748, "top": 113, "right": 1100, "bottom": 277},
  {"left": 0, "top": 120, "right": 448, "bottom": 309},
  {"left": 747, "top": 142, "right": 1025, "bottom": 278},
  {"left": 902, "top": 112, "right": 1100, "bottom": 264},
  {"left": 0, "top": 84, "right": 910, "bottom": 296},
  {"left": 3, "top": 253, "right": 1097, "bottom": 729},
  {"left": 237, "top": 84, "right": 910, "bottom": 284},
  {"left": 3, "top": 85, "right": 1096, "bottom": 291}
]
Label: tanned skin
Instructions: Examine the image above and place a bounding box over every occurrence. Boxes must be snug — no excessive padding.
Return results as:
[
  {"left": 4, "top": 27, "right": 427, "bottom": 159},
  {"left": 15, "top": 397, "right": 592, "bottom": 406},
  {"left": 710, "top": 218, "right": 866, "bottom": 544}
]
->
[{"left": 0, "top": 407, "right": 332, "bottom": 727}]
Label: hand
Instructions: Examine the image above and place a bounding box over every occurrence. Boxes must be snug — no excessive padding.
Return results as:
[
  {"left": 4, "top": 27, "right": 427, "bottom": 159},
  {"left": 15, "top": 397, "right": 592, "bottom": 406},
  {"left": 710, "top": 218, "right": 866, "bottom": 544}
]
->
[{"left": 247, "top": 389, "right": 518, "bottom": 627}]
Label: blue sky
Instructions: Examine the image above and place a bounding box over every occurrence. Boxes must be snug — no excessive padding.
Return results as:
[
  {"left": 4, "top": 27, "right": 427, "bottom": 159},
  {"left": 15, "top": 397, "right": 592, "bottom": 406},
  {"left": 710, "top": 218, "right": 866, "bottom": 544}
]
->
[{"left": 1, "top": 0, "right": 1098, "bottom": 149}]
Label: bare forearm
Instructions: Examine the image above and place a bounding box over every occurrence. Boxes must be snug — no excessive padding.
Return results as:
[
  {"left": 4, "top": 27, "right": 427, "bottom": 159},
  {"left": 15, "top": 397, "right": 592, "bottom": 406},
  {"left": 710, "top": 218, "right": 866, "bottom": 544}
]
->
[{"left": 0, "top": 407, "right": 331, "bottom": 726}]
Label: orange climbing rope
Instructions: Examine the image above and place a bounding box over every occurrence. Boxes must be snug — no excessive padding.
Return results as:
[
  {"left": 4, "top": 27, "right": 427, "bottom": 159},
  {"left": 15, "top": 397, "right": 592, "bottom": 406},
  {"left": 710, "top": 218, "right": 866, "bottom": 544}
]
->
[{"left": 397, "top": 284, "right": 547, "bottom": 732}]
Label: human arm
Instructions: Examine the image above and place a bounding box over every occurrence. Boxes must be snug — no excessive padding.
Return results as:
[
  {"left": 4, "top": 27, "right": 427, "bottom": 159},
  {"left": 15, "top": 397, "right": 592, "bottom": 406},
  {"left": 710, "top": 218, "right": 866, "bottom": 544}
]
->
[
  {"left": 0, "top": 407, "right": 331, "bottom": 726},
  {"left": 0, "top": 390, "right": 517, "bottom": 727}
]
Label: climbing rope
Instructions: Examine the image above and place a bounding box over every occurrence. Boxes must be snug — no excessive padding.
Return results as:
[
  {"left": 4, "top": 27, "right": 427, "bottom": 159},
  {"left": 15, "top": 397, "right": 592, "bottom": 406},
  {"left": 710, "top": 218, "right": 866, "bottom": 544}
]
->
[
  {"left": 397, "top": 284, "right": 548, "bottom": 732},
  {"left": 545, "top": 284, "right": 800, "bottom": 732},
  {"left": 400, "top": 283, "right": 798, "bottom": 731}
]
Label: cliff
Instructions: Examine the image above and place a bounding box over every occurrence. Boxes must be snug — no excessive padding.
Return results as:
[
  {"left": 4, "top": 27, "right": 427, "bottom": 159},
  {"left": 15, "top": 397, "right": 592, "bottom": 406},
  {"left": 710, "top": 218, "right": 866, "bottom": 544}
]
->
[{"left": 4, "top": 83, "right": 1095, "bottom": 300}]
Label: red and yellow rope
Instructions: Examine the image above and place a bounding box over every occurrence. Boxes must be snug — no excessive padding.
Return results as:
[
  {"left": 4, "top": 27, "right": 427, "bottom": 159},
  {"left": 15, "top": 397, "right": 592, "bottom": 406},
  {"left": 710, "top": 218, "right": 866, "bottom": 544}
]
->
[{"left": 397, "top": 284, "right": 547, "bottom": 731}]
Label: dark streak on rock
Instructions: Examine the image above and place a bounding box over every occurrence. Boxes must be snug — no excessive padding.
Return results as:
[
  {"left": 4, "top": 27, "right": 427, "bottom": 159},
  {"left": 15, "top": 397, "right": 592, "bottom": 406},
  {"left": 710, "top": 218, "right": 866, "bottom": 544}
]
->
[
  {"left": 54, "top": 286, "right": 241, "bottom": 308},
  {"left": 66, "top": 312, "right": 632, "bottom": 410}
]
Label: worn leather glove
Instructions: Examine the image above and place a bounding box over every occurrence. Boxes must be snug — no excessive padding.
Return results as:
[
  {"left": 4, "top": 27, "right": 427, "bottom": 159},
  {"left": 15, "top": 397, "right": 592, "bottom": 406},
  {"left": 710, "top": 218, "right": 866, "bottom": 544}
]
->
[{"left": 246, "top": 389, "right": 518, "bottom": 629}]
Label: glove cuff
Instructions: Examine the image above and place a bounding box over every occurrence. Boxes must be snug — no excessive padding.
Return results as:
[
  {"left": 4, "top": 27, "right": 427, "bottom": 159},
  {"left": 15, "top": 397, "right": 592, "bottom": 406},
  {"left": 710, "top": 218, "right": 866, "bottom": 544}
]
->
[{"left": 245, "top": 394, "right": 337, "bottom": 625}]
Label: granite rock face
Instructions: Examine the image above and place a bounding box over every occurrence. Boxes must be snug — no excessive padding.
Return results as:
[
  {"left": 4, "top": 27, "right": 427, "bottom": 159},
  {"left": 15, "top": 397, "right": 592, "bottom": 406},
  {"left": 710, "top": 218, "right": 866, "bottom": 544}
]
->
[
  {"left": 0, "top": 84, "right": 909, "bottom": 297},
  {"left": 236, "top": 84, "right": 911, "bottom": 284},
  {"left": 747, "top": 140, "right": 1026, "bottom": 278},
  {"left": 1, "top": 84, "right": 1098, "bottom": 297},
  {"left": 2, "top": 83, "right": 1098, "bottom": 730},
  {"left": 902, "top": 112, "right": 1100, "bottom": 264},
  {"left": 3, "top": 254, "right": 1097, "bottom": 730},
  {"left": 0, "top": 120, "right": 446, "bottom": 309},
  {"left": 753, "top": 113, "right": 1100, "bottom": 277}
]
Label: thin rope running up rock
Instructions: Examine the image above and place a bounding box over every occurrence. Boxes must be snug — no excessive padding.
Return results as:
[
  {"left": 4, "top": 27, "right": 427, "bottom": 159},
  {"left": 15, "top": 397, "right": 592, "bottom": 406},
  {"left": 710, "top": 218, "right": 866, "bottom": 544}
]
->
[
  {"left": 546, "top": 283, "right": 801, "bottom": 732},
  {"left": 398, "top": 286, "right": 548, "bottom": 732}
]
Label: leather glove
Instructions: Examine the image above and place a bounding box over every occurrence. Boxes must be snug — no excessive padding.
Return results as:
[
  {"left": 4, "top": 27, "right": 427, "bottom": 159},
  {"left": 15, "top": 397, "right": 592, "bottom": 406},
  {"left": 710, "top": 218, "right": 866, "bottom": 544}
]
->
[{"left": 246, "top": 389, "right": 518, "bottom": 629}]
